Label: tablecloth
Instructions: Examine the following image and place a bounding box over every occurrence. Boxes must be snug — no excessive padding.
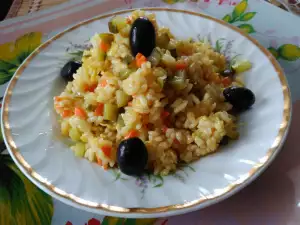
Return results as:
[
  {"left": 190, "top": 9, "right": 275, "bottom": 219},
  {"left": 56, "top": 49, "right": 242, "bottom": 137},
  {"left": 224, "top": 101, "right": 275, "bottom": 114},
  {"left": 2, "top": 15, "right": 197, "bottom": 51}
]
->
[{"left": 1, "top": 1, "right": 300, "bottom": 225}]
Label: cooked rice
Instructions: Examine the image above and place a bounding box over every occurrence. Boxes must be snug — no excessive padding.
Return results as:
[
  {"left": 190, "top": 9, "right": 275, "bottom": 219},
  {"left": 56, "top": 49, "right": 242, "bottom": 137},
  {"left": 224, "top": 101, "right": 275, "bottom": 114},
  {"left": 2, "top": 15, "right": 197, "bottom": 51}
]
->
[{"left": 54, "top": 10, "right": 240, "bottom": 176}]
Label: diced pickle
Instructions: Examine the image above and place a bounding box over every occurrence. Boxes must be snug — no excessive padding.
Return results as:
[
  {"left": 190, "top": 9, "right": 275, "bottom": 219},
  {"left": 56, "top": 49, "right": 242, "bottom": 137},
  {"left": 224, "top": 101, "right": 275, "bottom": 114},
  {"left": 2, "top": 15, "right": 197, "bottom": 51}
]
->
[
  {"left": 69, "top": 127, "right": 81, "bottom": 141},
  {"left": 117, "top": 115, "right": 125, "bottom": 127},
  {"left": 119, "top": 24, "right": 131, "bottom": 38},
  {"left": 119, "top": 68, "right": 134, "bottom": 80},
  {"left": 74, "top": 143, "right": 86, "bottom": 157},
  {"left": 168, "top": 77, "right": 186, "bottom": 90},
  {"left": 157, "top": 76, "right": 166, "bottom": 89},
  {"left": 61, "top": 120, "right": 70, "bottom": 136},
  {"left": 232, "top": 61, "right": 252, "bottom": 74},
  {"left": 168, "top": 70, "right": 187, "bottom": 91},
  {"left": 157, "top": 33, "right": 170, "bottom": 49},
  {"left": 108, "top": 16, "right": 127, "bottom": 33},
  {"left": 148, "top": 48, "right": 162, "bottom": 67},
  {"left": 98, "top": 50, "right": 106, "bottom": 61},
  {"left": 108, "top": 21, "right": 118, "bottom": 33},
  {"left": 116, "top": 90, "right": 130, "bottom": 108},
  {"left": 104, "top": 103, "right": 118, "bottom": 121},
  {"left": 99, "top": 33, "right": 114, "bottom": 43},
  {"left": 123, "top": 55, "right": 134, "bottom": 65}
]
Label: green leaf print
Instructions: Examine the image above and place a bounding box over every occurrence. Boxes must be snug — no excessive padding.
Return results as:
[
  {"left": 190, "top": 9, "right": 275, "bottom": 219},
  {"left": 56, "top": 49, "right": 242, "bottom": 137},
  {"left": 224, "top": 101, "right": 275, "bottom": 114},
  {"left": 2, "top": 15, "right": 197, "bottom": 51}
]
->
[
  {"left": 0, "top": 72, "right": 14, "bottom": 85},
  {"left": 238, "top": 24, "right": 256, "bottom": 33},
  {"left": 0, "top": 60, "right": 15, "bottom": 72},
  {"left": 268, "top": 47, "right": 279, "bottom": 59},
  {"left": 240, "top": 12, "right": 257, "bottom": 21},
  {"left": 0, "top": 185, "right": 13, "bottom": 225},
  {"left": 232, "top": 0, "right": 248, "bottom": 20},
  {"left": 222, "top": 14, "right": 231, "bottom": 23},
  {"left": 0, "top": 155, "right": 53, "bottom": 225}
]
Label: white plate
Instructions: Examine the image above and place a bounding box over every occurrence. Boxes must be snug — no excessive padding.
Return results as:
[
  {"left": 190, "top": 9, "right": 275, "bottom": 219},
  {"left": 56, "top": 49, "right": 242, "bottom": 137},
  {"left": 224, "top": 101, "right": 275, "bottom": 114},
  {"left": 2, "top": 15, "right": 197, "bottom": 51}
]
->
[{"left": 1, "top": 8, "right": 291, "bottom": 218}]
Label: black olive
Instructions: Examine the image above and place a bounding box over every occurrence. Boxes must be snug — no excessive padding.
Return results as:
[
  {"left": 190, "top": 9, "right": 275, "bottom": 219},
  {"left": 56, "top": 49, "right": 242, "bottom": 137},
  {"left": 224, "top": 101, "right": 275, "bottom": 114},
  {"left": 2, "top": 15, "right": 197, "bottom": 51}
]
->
[
  {"left": 130, "top": 17, "right": 156, "bottom": 57},
  {"left": 220, "top": 136, "right": 229, "bottom": 145},
  {"left": 221, "top": 68, "right": 235, "bottom": 77},
  {"left": 223, "top": 86, "right": 255, "bottom": 111},
  {"left": 60, "top": 61, "right": 81, "bottom": 81},
  {"left": 117, "top": 137, "right": 148, "bottom": 176}
]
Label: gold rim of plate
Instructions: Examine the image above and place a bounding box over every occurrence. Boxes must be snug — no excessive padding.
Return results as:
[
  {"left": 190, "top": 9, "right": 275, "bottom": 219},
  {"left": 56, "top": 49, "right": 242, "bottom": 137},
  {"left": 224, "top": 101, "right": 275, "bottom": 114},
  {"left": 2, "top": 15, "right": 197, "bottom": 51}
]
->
[{"left": 2, "top": 8, "right": 292, "bottom": 214}]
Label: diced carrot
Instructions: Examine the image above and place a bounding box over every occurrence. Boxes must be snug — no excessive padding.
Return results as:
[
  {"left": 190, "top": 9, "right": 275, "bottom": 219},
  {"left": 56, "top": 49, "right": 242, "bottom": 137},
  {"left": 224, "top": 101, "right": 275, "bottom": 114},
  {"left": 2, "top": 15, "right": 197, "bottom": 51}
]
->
[
  {"left": 96, "top": 155, "right": 103, "bottom": 166},
  {"left": 84, "top": 83, "right": 98, "bottom": 92},
  {"left": 173, "top": 138, "right": 180, "bottom": 145},
  {"left": 222, "top": 77, "right": 232, "bottom": 87},
  {"left": 136, "top": 53, "right": 147, "bottom": 67},
  {"left": 125, "top": 130, "right": 139, "bottom": 139},
  {"left": 126, "top": 16, "right": 132, "bottom": 24},
  {"left": 162, "top": 126, "right": 168, "bottom": 134},
  {"left": 161, "top": 111, "right": 170, "bottom": 119},
  {"left": 74, "top": 107, "right": 87, "bottom": 119},
  {"left": 175, "top": 63, "right": 187, "bottom": 70},
  {"left": 94, "top": 103, "right": 104, "bottom": 116},
  {"left": 54, "top": 96, "right": 69, "bottom": 102},
  {"left": 101, "top": 145, "right": 112, "bottom": 158},
  {"left": 129, "top": 60, "right": 137, "bottom": 69},
  {"left": 100, "top": 80, "right": 108, "bottom": 87},
  {"left": 100, "top": 42, "right": 110, "bottom": 52},
  {"left": 55, "top": 105, "right": 64, "bottom": 111},
  {"left": 54, "top": 96, "right": 62, "bottom": 102},
  {"left": 83, "top": 84, "right": 89, "bottom": 92},
  {"left": 89, "top": 83, "right": 98, "bottom": 92},
  {"left": 62, "top": 109, "right": 73, "bottom": 118},
  {"left": 103, "top": 164, "right": 108, "bottom": 170},
  {"left": 211, "top": 127, "right": 216, "bottom": 136}
]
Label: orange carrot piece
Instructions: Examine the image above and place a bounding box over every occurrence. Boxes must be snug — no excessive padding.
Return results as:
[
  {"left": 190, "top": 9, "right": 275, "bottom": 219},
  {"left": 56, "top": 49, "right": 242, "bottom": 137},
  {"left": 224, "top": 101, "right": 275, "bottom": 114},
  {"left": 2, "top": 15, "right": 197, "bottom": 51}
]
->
[
  {"left": 100, "top": 42, "right": 110, "bottom": 52},
  {"left": 88, "top": 83, "right": 98, "bottom": 92},
  {"left": 94, "top": 103, "right": 104, "bottom": 116},
  {"left": 125, "top": 130, "right": 139, "bottom": 139},
  {"left": 162, "top": 126, "right": 168, "bottom": 134},
  {"left": 126, "top": 16, "right": 132, "bottom": 24},
  {"left": 101, "top": 145, "right": 112, "bottom": 158},
  {"left": 136, "top": 53, "right": 147, "bottom": 67},
  {"left": 74, "top": 107, "right": 87, "bottom": 119},
  {"left": 54, "top": 96, "right": 69, "bottom": 102},
  {"left": 62, "top": 109, "right": 73, "bottom": 118},
  {"left": 161, "top": 111, "right": 170, "bottom": 119},
  {"left": 96, "top": 155, "right": 103, "bottom": 166},
  {"left": 211, "top": 128, "right": 216, "bottom": 136},
  {"left": 100, "top": 80, "right": 108, "bottom": 87},
  {"left": 173, "top": 138, "right": 180, "bottom": 145},
  {"left": 222, "top": 77, "right": 232, "bottom": 87},
  {"left": 175, "top": 63, "right": 187, "bottom": 70},
  {"left": 103, "top": 164, "right": 108, "bottom": 170}
]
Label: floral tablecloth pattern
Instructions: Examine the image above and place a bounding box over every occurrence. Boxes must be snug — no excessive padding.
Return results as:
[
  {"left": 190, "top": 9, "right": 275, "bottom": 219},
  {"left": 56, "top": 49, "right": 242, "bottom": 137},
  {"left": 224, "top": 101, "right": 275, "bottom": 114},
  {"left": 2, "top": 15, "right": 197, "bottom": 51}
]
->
[{"left": 0, "top": 0, "right": 300, "bottom": 224}]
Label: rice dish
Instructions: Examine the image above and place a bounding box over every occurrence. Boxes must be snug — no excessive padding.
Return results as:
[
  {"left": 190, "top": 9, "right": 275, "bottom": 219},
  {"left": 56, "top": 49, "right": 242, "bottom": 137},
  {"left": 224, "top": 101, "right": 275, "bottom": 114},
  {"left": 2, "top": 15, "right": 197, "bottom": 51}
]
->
[{"left": 54, "top": 10, "right": 251, "bottom": 176}]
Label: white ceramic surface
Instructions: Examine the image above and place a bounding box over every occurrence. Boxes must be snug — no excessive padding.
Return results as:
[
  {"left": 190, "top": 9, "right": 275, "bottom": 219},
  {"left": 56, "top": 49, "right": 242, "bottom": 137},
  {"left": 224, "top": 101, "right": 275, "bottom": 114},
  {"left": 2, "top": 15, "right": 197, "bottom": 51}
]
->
[{"left": 1, "top": 8, "right": 291, "bottom": 218}]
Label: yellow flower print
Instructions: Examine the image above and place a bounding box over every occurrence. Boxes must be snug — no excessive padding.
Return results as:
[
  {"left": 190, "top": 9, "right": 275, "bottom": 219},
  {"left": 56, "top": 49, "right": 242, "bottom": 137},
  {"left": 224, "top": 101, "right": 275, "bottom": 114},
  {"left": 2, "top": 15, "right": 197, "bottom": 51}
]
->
[
  {"left": 268, "top": 44, "right": 300, "bottom": 61},
  {"left": 0, "top": 32, "right": 42, "bottom": 84}
]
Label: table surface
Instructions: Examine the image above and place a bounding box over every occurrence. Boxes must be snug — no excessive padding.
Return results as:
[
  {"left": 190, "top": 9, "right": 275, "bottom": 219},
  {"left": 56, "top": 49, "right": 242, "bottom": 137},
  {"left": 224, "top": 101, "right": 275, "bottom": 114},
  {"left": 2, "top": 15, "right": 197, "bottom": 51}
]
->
[{"left": 1, "top": 1, "right": 300, "bottom": 225}]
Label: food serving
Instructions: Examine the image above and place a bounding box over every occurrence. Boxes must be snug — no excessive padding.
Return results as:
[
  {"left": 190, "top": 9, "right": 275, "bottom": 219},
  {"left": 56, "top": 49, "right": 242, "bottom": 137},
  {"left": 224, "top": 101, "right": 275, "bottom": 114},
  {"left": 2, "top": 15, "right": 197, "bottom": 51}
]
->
[{"left": 54, "top": 10, "right": 255, "bottom": 176}]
